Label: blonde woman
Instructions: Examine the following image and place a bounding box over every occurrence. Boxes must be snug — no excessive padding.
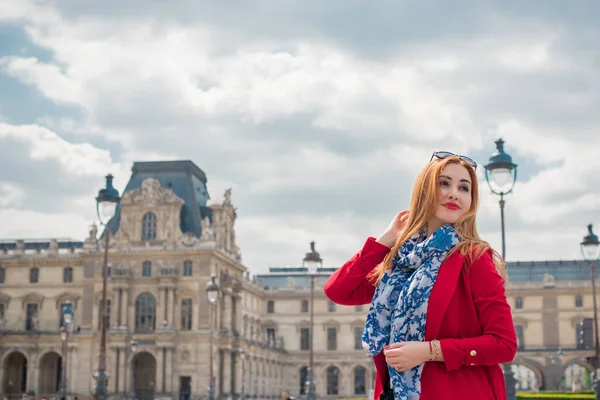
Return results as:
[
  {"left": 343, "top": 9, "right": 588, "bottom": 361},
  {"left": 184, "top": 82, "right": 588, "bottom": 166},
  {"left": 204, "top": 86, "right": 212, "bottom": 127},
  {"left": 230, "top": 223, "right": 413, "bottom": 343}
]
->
[{"left": 324, "top": 152, "right": 517, "bottom": 400}]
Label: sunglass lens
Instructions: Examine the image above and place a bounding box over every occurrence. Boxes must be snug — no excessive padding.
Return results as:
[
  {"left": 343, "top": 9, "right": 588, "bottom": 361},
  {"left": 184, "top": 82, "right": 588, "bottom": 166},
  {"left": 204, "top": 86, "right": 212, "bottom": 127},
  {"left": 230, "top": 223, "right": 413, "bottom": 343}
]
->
[{"left": 434, "top": 151, "right": 455, "bottom": 159}]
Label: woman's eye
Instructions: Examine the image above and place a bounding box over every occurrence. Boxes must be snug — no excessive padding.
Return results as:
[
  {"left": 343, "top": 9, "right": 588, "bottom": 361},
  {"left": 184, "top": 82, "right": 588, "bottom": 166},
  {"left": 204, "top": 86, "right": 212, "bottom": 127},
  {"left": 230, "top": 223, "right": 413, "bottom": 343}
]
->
[
  {"left": 439, "top": 181, "right": 449, "bottom": 186},
  {"left": 460, "top": 186, "right": 470, "bottom": 192}
]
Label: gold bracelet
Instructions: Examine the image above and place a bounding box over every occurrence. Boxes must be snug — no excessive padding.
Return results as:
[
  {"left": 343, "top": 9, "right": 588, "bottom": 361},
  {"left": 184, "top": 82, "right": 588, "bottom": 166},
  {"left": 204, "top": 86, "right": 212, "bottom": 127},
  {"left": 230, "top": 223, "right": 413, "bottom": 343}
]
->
[{"left": 432, "top": 339, "right": 441, "bottom": 361}]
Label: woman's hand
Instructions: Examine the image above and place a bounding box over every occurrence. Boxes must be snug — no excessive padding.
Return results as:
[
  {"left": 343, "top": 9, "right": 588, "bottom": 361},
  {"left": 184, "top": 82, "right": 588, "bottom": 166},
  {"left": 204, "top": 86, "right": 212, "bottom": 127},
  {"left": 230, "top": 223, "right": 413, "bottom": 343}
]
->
[
  {"left": 383, "top": 341, "right": 429, "bottom": 373},
  {"left": 376, "top": 210, "right": 410, "bottom": 248}
]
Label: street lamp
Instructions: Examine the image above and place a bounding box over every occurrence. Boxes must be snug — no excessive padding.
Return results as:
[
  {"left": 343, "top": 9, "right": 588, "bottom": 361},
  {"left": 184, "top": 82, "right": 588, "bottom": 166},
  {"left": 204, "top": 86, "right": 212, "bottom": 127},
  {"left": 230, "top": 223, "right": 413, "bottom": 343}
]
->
[
  {"left": 581, "top": 224, "right": 600, "bottom": 400},
  {"left": 484, "top": 138, "right": 518, "bottom": 400},
  {"left": 130, "top": 336, "right": 138, "bottom": 400},
  {"left": 60, "top": 301, "right": 74, "bottom": 400},
  {"left": 303, "top": 241, "right": 322, "bottom": 400},
  {"left": 239, "top": 347, "right": 246, "bottom": 400},
  {"left": 206, "top": 273, "right": 220, "bottom": 400},
  {"left": 93, "top": 174, "right": 120, "bottom": 400}
]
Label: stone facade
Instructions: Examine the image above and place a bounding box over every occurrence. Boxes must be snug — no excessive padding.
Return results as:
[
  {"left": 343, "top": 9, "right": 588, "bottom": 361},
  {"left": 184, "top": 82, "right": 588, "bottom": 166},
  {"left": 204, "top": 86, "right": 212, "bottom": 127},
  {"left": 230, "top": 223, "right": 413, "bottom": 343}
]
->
[{"left": 0, "top": 160, "right": 597, "bottom": 399}]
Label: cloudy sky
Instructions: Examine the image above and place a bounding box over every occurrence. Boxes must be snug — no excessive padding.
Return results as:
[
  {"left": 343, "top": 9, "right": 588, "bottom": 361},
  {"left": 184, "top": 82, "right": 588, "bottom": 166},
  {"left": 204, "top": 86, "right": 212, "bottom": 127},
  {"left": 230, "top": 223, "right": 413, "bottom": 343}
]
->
[{"left": 1, "top": 0, "right": 599, "bottom": 273}]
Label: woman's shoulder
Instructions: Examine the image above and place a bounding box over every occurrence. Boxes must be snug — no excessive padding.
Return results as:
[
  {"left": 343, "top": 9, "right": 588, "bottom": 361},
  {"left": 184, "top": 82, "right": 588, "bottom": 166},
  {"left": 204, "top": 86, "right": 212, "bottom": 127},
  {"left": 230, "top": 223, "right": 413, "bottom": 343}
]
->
[{"left": 459, "top": 240, "right": 507, "bottom": 280}]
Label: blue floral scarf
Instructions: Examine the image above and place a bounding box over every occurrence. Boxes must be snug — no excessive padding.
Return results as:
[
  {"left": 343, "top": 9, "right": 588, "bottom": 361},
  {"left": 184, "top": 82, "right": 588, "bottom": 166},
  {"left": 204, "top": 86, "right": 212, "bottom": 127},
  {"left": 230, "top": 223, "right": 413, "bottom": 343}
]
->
[{"left": 362, "top": 224, "right": 461, "bottom": 399}]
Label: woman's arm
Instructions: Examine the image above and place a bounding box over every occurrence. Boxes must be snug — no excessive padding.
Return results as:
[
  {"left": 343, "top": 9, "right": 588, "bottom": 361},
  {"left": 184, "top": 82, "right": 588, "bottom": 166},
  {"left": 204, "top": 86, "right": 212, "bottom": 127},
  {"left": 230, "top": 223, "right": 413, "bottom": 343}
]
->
[
  {"left": 439, "top": 250, "right": 517, "bottom": 371},
  {"left": 323, "top": 237, "right": 390, "bottom": 306}
]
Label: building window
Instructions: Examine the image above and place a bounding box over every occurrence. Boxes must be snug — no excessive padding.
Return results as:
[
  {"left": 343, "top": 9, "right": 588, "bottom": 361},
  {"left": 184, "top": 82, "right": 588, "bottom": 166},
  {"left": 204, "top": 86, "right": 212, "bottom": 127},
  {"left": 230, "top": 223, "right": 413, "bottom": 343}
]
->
[
  {"left": 26, "top": 303, "right": 38, "bottom": 331},
  {"left": 29, "top": 268, "right": 39, "bottom": 284},
  {"left": 328, "top": 300, "right": 336, "bottom": 312},
  {"left": 355, "top": 305, "right": 364, "bottom": 312},
  {"left": 98, "top": 299, "right": 111, "bottom": 330},
  {"left": 181, "top": 299, "right": 192, "bottom": 331},
  {"left": 515, "top": 325, "right": 525, "bottom": 350},
  {"left": 142, "top": 261, "right": 152, "bottom": 277},
  {"left": 354, "top": 366, "right": 367, "bottom": 395},
  {"left": 266, "top": 328, "right": 276, "bottom": 345},
  {"left": 0, "top": 303, "right": 4, "bottom": 322},
  {"left": 183, "top": 260, "right": 193, "bottom": 276},
  {"left": 301, "top": 299, "right": 309, "bottom": 313},
  {"left": 300, "top": 328, "right": 310, "bottom": 351},
  {"left": 135, "top": 293, "right": 156, "bottom": 332},
  {"left": 63, "top": 267, "right": 73, "bottom": 283},
  {"left": 515, "top": 296, "right": 523, "bottom": 309},
  {"left": 327, "top": 327, "right": 337, "bottom": 351},
  {"left": 354, "top": 327, "right": 363, "bottom": 350},
  {"left": 576, "top": 295, "right": 583, "bottom": 308},
  {"left": 59, "top": 302, "right": 68, "bottom": 327},
  {"left": 243, "top": 315, "right": 248, "bottom": 337},
  {"left": 141, "top": 212, "right": 157, "bottom": 241},
  {"left": 326, "top": 367, "right": 340, "bottom": 395},
  {"left": 299, "top": 366, "right": 308, "bottom": 395},
  {"left": 0, "top": 266, "right": 5, "bottom": 284},
  {"left": 577, "top": 318, "right": 594, "bottom": 350},
  {"left": 267, "top": 300, "right": 274, "bottom": 314}
]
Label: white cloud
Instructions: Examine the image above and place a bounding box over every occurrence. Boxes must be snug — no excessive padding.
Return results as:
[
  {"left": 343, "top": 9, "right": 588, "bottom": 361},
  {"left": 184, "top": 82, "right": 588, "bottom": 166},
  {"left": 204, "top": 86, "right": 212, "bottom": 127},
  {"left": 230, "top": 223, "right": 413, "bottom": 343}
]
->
[
  {"left": 0, "top": 123, "right": 123, "bottom": 177},
  {"left": 0, "top": 208, "right": 90, "bottom": 240},
  {"left": 0, "top": 0, "right": 599, "bottom": 272},
  {"left": 0, "top": 182, "right": 26, "bottom": 208}
]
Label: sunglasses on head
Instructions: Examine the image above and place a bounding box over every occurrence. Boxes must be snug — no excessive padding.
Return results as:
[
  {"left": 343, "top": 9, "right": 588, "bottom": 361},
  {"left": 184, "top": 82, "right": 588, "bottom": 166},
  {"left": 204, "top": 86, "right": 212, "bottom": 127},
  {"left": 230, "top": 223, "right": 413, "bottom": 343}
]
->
[{"left": 430, "top": 151, "right": 478, "bottom": 169}]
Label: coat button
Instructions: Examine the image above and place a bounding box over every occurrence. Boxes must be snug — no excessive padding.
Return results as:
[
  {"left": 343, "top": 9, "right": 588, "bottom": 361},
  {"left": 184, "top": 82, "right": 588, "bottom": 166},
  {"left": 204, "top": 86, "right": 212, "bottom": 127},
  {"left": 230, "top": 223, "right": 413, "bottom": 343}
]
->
[{"left": 470, "top": 350, "right": 477, "bottom": 357}]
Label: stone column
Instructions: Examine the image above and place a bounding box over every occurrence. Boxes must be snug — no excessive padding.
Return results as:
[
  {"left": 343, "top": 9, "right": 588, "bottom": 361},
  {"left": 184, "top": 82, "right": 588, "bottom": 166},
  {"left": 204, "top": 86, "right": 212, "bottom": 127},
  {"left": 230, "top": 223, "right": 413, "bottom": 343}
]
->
[
  {"left": 28, "top": 353, "right": 38, "bottom": 394},
  {"left": 165, "top": 347, "right": 173, "bottom": 393},
  {"left": 222, "top": 349, "right": 232, "bottom": 395},
  {"left": 121, "top": 287, "right": 129, "bottom": 328},
  {"left": 222, "top": 294, "right": 232, "bottom": 334},
  {"left": 161, "top": 287, "right": 168, "bottom": 326},
  {"left": 111, "top": 288, "right": 120, "bottom": 329},
  {"left": 155, "top": 348, "right": 164, "bottom": 394},
  {"left": 170, "top": 288, "right": 176, "bottom": 327}
]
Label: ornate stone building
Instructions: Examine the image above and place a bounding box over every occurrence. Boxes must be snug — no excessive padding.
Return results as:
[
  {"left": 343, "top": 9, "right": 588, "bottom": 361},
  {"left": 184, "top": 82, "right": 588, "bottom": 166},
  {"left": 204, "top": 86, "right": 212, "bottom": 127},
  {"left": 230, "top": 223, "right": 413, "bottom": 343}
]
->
[
  {"left": 0, "top": 160, "right": 597, "bottom": 399},
  {"left": 0, "top": 161, "right": 291, "bottom": 400}
]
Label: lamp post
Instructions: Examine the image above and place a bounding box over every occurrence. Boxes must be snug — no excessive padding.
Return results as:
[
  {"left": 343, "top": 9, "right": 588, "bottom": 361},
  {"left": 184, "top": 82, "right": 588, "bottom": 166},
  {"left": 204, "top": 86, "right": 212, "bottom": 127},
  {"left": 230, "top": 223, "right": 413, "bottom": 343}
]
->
[
  {"left": 239, "top": 347, "right": 246, "bottom": 400},
  {"left": 93, "top": 174, "right": 120, "bottom": 400},
  {"left": 206, "top": 273, "right": 220, "bottom": 400},
  {"left": 303, "top": 241, "right": 322, "bottom": 400},
  {"left": 484, "top": 138, "right": 518, "bottom": 400},
  {"left": 59, "top": 301, "right": 74, "bottom": 400},
  {"left": 581, "top": 224, "right": 600, "bottom": 400},
  {"left": 130, "top": 336, "right": 138, "bottom": 400}
]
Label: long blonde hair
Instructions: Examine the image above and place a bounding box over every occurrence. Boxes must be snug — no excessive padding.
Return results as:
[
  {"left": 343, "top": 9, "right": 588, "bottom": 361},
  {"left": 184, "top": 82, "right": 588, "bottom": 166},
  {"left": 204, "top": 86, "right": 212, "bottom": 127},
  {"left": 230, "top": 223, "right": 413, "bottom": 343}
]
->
[{"left": 368, "top": 156, "right": 506, "bottom": 283}]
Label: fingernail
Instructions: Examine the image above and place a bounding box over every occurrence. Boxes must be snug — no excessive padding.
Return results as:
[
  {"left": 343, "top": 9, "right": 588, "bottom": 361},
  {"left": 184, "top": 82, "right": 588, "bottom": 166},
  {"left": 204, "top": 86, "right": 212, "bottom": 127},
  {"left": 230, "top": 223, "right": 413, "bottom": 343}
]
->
[{"left": 384, "top": 345, "right": 390, "bottom": 350}]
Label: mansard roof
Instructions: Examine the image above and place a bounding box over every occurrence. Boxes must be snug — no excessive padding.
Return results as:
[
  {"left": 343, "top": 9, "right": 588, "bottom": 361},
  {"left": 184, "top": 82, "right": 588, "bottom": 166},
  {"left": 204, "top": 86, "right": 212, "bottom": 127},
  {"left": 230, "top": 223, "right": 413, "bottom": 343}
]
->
[
  {"left": 105, "top": 160, "right": 212, "bottom": 238},
  {"left": 0, "top": 239, "right": 83, "bottom": 252},
  {"left": 255, "top": 259, "right": 597, "bottom": 289}
]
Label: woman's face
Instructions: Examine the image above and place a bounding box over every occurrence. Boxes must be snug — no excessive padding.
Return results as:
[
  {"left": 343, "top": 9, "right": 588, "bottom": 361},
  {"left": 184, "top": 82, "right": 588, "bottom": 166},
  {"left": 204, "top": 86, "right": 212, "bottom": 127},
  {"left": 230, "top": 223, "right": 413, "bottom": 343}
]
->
[{"left": 428, "top": 163, "right": 473, "bottom": 231}]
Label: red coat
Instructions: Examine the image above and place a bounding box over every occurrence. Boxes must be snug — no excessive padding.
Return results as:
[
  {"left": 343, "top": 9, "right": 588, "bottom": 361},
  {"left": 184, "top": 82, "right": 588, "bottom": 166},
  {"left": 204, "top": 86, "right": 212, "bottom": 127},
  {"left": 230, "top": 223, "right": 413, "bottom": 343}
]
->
[{"left": 324, "top": 238, "right": 517, "bottom": 400}]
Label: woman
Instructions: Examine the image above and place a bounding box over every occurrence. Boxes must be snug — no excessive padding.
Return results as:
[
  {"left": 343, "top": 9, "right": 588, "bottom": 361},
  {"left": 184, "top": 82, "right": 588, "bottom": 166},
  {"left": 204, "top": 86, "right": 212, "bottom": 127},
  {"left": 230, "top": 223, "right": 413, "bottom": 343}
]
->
[{"left": 324, "top": 152, "right": 517, "bottom": 400}]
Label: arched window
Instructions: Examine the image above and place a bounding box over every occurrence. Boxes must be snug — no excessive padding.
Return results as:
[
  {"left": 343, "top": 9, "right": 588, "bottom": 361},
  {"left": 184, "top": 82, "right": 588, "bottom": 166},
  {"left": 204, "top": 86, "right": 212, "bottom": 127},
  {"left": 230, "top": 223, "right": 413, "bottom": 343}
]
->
[
  {"left": 141, "top": 212, "right": 157, "bottom": 241},
  {"left": 183, "top": 260, "right": 193, "bottom": 276},
  {"left": 142, "top": 261, "right": 152, "bottom": 277},
  {"left": 327, "top": 366, "right": 340, "bottom": 395},
  {"left": 299, "top": 366, "right": 308, "bottom": 395},
  {"left": 63, "top": 267, "right": 73, "bottom": 283},
  {"left": 135, "top": 293, "right": 156, "bottom": 332},
  {"left": 29, "top": 267, "right": 39, "bottom": 284},
  {"left": 354, "top": 366, "right": 367, "bottom": 395}
]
